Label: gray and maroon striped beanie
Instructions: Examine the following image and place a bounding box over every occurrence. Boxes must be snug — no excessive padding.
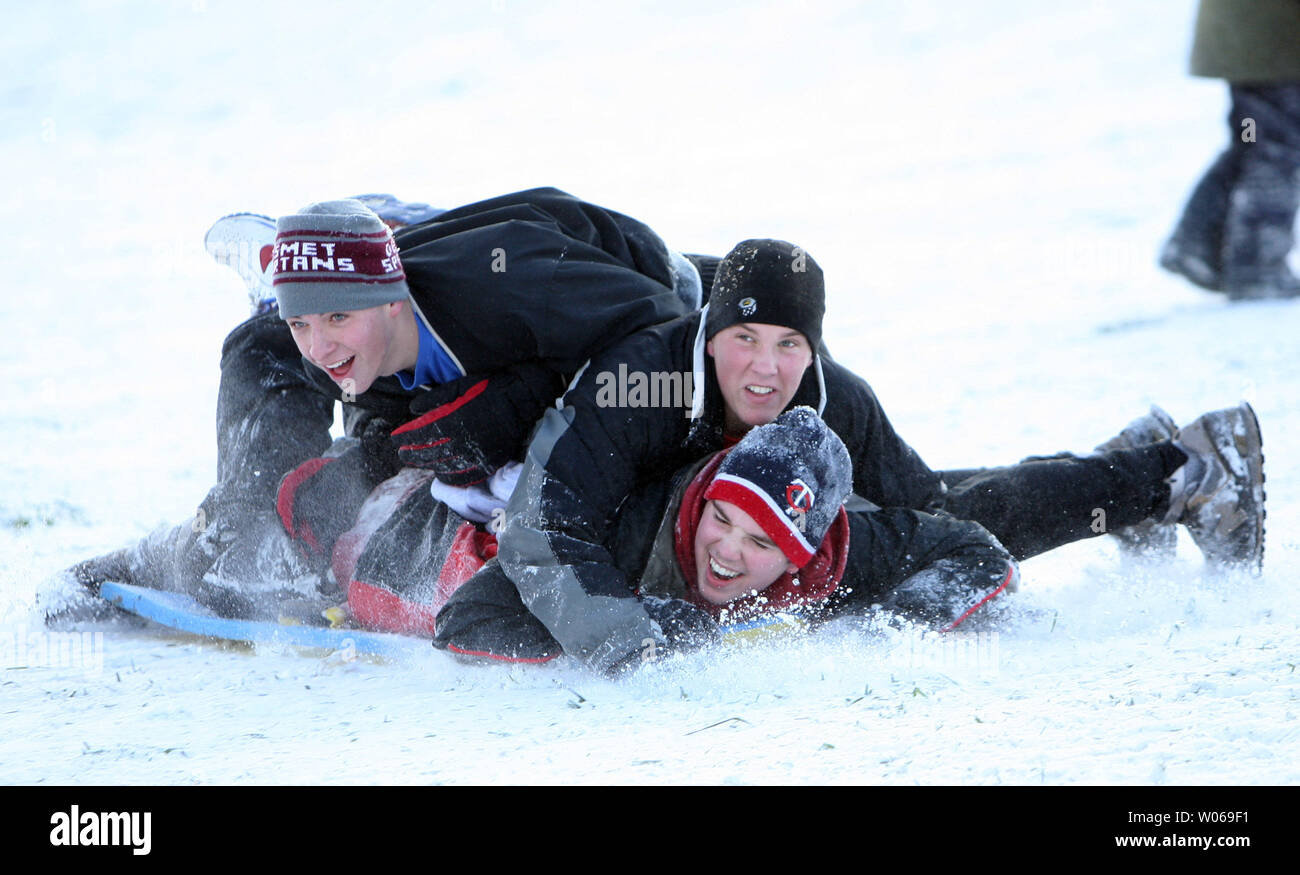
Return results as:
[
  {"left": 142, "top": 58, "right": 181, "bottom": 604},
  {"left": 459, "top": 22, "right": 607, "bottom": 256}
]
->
[{"left": 271, "top": 199, "right": 412, "bottom": 318}]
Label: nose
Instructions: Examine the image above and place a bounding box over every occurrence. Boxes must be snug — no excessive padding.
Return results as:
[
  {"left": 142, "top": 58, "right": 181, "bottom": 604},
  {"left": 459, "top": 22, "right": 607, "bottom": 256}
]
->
[
  {"left": 752, "top": 343, "right": 779, "bottom": 375},
  {"left": 714, "top": 528, "right": 744, "bottom": 563},
  {"left": 307, "top": 327, "right": 336, "bottom": 363}
]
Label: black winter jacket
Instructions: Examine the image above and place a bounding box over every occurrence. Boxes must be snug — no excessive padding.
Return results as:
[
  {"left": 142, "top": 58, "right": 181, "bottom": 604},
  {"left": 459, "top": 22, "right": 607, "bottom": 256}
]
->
[
  {"left": 494, "top": 309, "right": 950, "bottom": 672},
  {"left": 298, "top": 187, "right": 692, "bottom": 485}
]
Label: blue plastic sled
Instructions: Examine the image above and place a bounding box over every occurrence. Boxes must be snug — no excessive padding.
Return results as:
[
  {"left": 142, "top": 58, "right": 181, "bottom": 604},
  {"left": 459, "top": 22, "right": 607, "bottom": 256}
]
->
[{"left": 99, "top": 582, "right": 430, "bottom": 658}]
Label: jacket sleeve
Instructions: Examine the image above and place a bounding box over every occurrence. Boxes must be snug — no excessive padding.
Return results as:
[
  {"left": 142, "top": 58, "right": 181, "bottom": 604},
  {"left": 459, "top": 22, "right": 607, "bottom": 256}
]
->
[
  {"left": 396, "top": 190, "right": 690, "bottom": 376},
  {"left": 432, "top": 560, "right": 564, "bottom": 664},
  {"left": 494, "top": 342, "right": 692, "bottom": 674},
  {"left": 825, "top": 505, "right": 1018, "bottom": 629}
]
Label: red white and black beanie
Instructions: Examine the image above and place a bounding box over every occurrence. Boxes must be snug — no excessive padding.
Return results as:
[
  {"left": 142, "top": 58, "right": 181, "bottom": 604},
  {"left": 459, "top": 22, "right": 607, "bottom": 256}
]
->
[
  {"left": 703, "top": 406, "right": 851, "bottom": 567},
  {"left": 272, "top": 199, "right": 412, "bottom": 318},
  {"left": 704, "top": 239, "right": 825, "bottom": 350}
]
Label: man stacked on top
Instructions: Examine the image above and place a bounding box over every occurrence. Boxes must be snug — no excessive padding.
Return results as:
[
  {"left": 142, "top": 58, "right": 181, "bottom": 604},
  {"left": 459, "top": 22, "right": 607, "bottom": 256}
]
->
[
  {"left": 55, "top": 188, "right": 695, "bottom": 619},
  {"left": 432, "top": 239, "right": 1265, "bottom": 673}
]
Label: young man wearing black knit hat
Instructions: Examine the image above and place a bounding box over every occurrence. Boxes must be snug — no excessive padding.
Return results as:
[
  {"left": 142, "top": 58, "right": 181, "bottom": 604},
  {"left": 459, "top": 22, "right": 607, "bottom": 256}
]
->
[{"left": 454, "top": 237, "right": 1265, "bottom": 675}]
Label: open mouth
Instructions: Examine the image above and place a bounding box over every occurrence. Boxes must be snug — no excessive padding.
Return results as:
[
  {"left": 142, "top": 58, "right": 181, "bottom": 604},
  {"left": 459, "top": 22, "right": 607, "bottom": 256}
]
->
[
  {"left": 708, "top": 556, "right": 742, "bottom": 582},
  {"left": 324, "top": 355, "right": 355, "bottom": 379},
  {"left": 745, "top": 385, "right": 776, "bottom": 397}
]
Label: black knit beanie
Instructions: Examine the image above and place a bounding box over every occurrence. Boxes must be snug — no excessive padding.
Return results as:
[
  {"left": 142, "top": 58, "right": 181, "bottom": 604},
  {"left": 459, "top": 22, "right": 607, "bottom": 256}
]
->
[{"left": 705, "top": 239, "right": 825, "bottom": 350}]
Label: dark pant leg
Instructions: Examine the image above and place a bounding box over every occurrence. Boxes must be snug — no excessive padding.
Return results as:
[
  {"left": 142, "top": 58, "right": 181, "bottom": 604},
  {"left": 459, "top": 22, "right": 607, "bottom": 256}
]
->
[
  {"left": 1220, "top": 82, "right": 1300, "bottom": 289},
  {"left": 173, "top": 314, "right": 337, "bottom": 607},
  {"left": 209, "top": 312, "right": 337, "bottom": 511},
  {"left": 1167, "top": 144, "right": 1246, "bottom": 279},
  {"left": 939, "top": 443, "right": 1187, "bottom": 562}
]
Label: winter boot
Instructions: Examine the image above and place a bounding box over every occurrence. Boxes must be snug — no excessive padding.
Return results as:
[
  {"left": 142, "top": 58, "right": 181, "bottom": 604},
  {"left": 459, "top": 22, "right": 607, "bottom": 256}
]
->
[
  {"left": 1095, "top": 405, "right": 1180, "bottom": 558},
  {"left": 66, "top": 547, "right": 135, "bottom": 596},
  {"left": 192, "top": 504, "right": 331, "bottom": 621},
  {"left": 1164, "top": 403, "right": 1265, "bottom": 574},
  {"left": 39, "top": 547, "right": 139, "bottom": 626},
  {"left": 1159, "top": 237, "right": 1223, "bottom": 293},
  {"left": 1219, "top": 142, "right": 1300, "bottom": 301},
  {"left": 204, "top": 212, "right": 279, "bottom": 316},
  {"left": 1159, "top": 147, "right": 1243, "bottom": 293}
]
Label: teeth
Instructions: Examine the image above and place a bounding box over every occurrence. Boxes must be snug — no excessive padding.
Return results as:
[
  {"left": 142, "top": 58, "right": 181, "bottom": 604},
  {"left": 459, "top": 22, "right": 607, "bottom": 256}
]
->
[
  {"left": 746, "top": 385, "right": 775, "bottom": 395},
  {"left": 326, "top": 356, "right": 354, "bottom": 369},
  {"left": 709, "top": 557, "right": 741, "bottom": 579}
]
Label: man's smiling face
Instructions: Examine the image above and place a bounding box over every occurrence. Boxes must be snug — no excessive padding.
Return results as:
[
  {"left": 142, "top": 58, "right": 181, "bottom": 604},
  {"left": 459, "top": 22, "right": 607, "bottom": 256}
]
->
[
  {"left": 706, "top": 322, "right": 813, "bottom": 435},
  {"left": 284, "top": 301, "right": 409, "bottom": 395}
]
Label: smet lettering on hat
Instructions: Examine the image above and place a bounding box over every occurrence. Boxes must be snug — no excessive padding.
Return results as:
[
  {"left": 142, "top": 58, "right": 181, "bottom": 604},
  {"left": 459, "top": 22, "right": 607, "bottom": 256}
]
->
[
  {"left": 49, "top": 805, "right": 151, "bottom": 855},
  {"left": 273, "top": 239, "right": 403, "bottom": 274},
  {"left": 273, "top": 240, "right": 355, "bottom": 273}
]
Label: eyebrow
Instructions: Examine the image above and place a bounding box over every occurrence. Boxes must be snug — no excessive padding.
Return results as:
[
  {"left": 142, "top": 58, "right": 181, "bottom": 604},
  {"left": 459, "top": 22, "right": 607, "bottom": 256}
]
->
[
  {"left": 713, "top": 504, "right": 776, "bottom": 546},
  {"left": 734, "top": 323, "right": 803, "bottom": 340}
]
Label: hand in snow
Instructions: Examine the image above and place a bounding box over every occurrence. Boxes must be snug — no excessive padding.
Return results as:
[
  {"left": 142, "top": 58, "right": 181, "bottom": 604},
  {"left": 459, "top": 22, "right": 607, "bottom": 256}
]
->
[{"left": 642, "top": 596, "right": 722, "bottom": 653}]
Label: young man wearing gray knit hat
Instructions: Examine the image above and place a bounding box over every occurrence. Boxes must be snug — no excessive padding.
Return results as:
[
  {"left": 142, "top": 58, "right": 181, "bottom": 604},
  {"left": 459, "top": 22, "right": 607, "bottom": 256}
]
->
[
  {"left": 51, "top": 188, "right": 694, "bottom": 621},
  {"left": 255, "top": 188, "right": 695, "bottom": 601}
]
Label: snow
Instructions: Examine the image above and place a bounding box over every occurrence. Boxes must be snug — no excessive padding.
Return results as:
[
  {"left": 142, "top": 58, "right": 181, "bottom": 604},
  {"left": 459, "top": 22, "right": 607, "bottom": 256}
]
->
[{"left": 3, "top": 0, "right": 1298, "bottom": 786}]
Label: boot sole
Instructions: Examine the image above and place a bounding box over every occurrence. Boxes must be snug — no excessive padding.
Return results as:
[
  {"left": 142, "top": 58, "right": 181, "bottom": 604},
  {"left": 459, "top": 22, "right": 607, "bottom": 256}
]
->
[
  {"left": 1201, "top": 402, "right": 1266, "bottom": 575},
  {"left": 1242, "top": 402, "right": 1266, "bottom": 575}
]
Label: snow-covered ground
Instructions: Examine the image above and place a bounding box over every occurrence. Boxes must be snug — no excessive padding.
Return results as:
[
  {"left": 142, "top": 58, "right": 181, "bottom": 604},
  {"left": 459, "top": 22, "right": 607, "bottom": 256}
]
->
[{"left": 2, "top": 0, "right": 1297, "bottom": 786}]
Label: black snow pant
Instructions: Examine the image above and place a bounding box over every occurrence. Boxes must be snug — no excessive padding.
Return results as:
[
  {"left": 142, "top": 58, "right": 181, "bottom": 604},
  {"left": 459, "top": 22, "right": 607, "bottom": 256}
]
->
[
  {"left": 207, "top": 312, "right": 338, "bottom": 513},
  {"left": 110, "top": 313, "right": 342, "bottom": 616},
  {"left": 936, "top": 442, "right": 1188, "bottom": 562},
  {"left": 1166, "top": 82, "right": 1300, "bottom": 292}
]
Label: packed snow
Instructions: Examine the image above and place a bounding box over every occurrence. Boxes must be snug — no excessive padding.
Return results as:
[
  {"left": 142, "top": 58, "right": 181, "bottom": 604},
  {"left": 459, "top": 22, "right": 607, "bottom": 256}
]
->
[{"left": 2, "top": 0, "right": 1297, "bottom": 785}]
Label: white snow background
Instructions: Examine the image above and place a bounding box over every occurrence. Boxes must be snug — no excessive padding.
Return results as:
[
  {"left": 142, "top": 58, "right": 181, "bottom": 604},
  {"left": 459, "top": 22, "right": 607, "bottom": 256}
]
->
[{"left": 2, "top": 0, "right": 1297, "bottom": 785}]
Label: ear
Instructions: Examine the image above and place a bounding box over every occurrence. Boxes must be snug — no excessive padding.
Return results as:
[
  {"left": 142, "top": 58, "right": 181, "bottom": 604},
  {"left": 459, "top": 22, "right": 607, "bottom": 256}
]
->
[
  {"left": 706, "top": 339, "right": 715, "bottom": 358},
  {"left": 784, "top": 560, "right": 799, "bottom": 575}
]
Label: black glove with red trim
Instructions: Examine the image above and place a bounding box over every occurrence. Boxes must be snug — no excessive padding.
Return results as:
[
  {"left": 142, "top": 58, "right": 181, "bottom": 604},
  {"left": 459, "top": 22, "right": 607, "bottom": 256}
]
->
[
  {"left": 276, "top": 447, "right": 374, "bottom": 567},
  {"left": 391, "top": 364, "right": 566, "bottom": 487}
]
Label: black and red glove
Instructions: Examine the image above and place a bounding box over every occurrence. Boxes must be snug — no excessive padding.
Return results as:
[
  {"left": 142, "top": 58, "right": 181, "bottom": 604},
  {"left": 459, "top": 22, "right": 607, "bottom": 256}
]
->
[
  {"left": 276, "top": 447, "right": 375, "bottom": 567},
  {"left": 391, "top": 363, "right": 565, "bottom": 486}
]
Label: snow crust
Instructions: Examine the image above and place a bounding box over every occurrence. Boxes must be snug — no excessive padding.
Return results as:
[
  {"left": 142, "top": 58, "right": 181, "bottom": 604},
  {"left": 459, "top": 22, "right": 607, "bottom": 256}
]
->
[{"left": 2, "top": 0, "right": 1297, "bottom": 785}]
